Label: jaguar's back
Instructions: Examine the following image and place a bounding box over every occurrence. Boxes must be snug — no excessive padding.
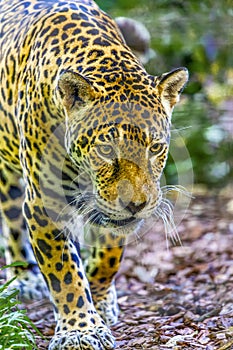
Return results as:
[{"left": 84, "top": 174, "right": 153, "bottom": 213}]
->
[{"left": 0, "top": 0, "right": 131, "bottom": 168}]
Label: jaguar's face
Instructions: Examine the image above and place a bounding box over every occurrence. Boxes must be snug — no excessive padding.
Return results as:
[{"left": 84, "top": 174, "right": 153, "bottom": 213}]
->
[
  {"left": 58, "top": 67, "right": 189, "bottom": 229},
  {"left": 66, "top": 118, "right": 170, "bottom": 229}
]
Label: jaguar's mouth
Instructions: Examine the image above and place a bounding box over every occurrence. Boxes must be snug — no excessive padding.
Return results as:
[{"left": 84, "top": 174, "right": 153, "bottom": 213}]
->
[
  {"left": 84, "top": 208, "right": 138, "bottom": 227},
  {"left": 72, "top": 193, "right": 140, "bottom": 228}
]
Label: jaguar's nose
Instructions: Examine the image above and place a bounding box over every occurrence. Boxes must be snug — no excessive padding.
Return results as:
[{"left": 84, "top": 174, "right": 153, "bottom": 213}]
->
[{"left": 120, "top": 200, "right": 147, "bottom": 215}]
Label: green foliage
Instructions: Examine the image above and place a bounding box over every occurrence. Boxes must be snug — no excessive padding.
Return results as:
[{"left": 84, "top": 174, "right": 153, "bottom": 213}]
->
[
  {"left": 96, "top": 0, "right": 232, "bottom": 188},
  {"left": 0, "top": 264, "right": 42, "bottom": 350},
  {"left": 0, "top": 245, "right": 4, "bottom": 259}
]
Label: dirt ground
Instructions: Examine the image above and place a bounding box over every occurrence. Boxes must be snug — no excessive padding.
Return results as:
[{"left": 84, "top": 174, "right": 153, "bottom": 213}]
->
[{"left": 2, "top": 189, "right": 233, "bottom": 349}]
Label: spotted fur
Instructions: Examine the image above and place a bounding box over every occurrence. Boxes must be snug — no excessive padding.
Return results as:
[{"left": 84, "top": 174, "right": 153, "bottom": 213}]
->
[{"left": 0, "top": 0, "right": 188, "bottom": 349}]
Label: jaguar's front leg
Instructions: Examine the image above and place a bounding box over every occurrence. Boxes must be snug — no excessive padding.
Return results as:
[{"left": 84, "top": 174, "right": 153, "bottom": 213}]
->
[
  {"left": 23, "top": 197, "right": 115, "bottom": 350},
  {"left": 86, "top": 228, "right": 125, "bottom": 326}
]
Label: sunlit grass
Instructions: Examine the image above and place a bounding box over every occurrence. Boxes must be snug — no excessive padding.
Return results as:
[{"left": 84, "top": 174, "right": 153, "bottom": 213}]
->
[{"left": 0, "top": 263, "right": 42, "bottom": 350}]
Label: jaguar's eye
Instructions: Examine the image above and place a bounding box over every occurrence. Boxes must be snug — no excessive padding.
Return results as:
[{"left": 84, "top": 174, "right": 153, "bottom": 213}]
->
[
  {"left": 96, "top": 144, "right": 116, "bottom": 159},
  {"left": 149, "top": 143, "right": 166, "bottom": 157}
]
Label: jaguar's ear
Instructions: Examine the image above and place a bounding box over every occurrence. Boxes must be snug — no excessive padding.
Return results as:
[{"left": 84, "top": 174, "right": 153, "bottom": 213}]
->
[
  {"left": 57, "top": 71, "right": 96, "bottom": 112},
  {"left": 157, "top": 67, "right": 189, "bottom": 117}
]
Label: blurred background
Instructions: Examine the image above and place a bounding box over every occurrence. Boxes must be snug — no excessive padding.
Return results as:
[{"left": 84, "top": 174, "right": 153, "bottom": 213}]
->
[{"left": 96, "top": 0, "right": 233, "bottom": 190}]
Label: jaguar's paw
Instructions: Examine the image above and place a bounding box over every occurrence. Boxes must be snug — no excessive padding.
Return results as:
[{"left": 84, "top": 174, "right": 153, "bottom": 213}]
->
[{"left": 48, "top": 327, "right": 115, "bottom": 350}]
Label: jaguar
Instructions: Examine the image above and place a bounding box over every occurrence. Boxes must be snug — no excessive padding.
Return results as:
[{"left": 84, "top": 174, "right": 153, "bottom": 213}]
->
[{"left": 0, "top": 0, "right": 188, "bottom": 349}]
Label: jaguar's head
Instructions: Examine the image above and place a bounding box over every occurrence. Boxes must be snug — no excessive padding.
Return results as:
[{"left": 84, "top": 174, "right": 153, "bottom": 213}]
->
[{"left": 57, "top": 68, "right": 188, "bottom": 231}]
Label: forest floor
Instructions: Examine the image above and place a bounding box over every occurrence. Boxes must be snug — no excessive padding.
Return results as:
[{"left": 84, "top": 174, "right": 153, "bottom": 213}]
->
[{"left": 1, "top": 188, "right": 233, "bottom": 349}]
